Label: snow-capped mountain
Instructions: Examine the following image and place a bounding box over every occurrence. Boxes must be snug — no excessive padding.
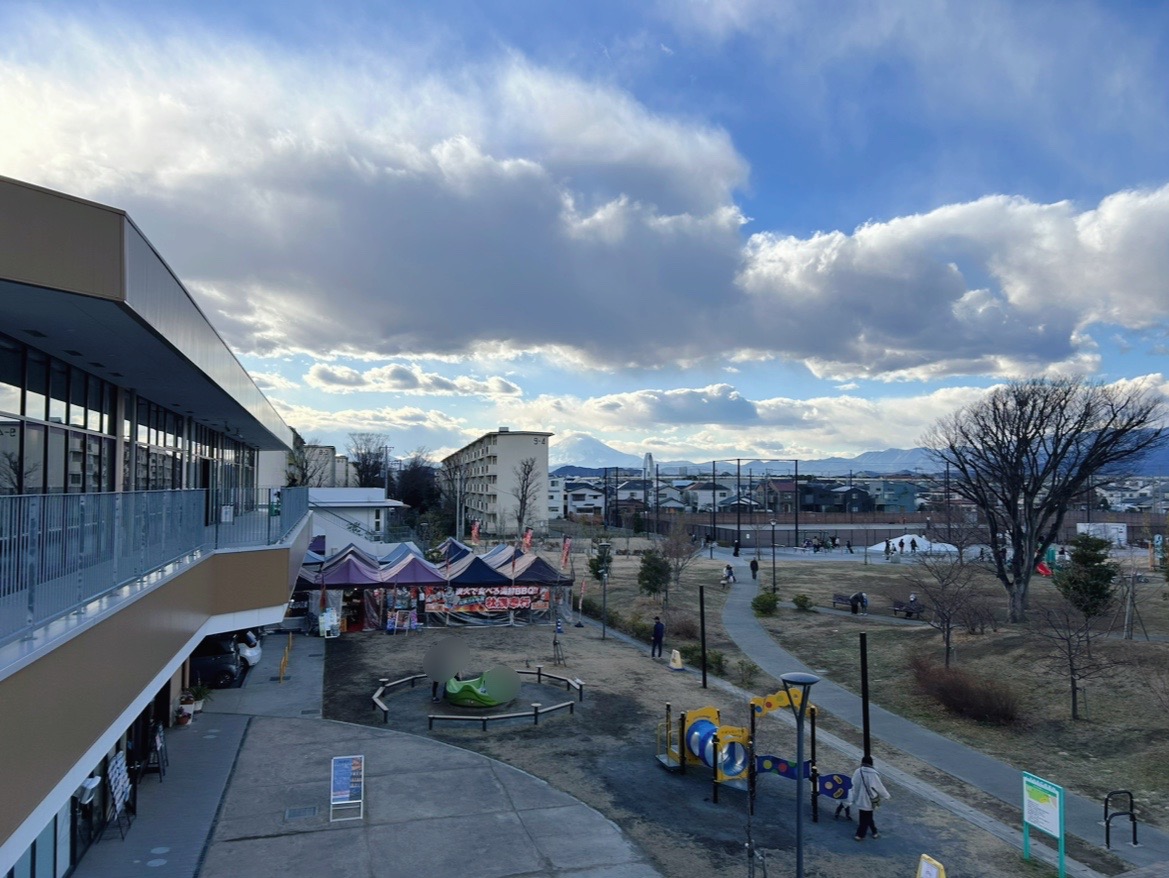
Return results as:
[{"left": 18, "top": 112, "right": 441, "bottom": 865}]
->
[{"left": 548, "top": 433, "right": 643, "bottom": 469}]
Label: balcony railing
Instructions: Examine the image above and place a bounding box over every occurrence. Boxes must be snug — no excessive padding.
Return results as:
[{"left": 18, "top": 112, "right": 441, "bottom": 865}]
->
[{"left": 0, "top": 487, "right": 307, "bottom": 648}]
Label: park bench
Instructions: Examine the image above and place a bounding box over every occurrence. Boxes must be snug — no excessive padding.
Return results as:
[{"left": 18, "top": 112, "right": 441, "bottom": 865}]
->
[
  {"left": 891, "top": 600, "right": 926, "bottom": 619},
  {"left": 831, "top": 593, "right": 853, "bottom": 610}
]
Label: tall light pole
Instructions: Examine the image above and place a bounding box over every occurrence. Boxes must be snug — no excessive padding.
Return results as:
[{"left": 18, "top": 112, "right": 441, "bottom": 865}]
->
[
  {"left": 781, "top": 672, "right": 820, "bottom": 878},
  {"left": 598, "top": 542, "right": 611, "bottom": 639},
  {"left": 770, "top": 519, "right": 777, "bottom": 594}
]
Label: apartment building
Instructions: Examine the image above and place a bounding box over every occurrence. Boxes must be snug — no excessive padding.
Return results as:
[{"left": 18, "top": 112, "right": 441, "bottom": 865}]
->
[
  {"left": 441, "top": 428, "right": 552, "bottom": 538},
  {"left": 0, "top": 177, "right": 309, "bottom": 876}
]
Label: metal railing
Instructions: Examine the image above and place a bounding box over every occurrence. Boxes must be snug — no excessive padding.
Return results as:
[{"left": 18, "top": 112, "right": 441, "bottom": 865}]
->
[{"left": 0, "top": 486, "right": 307, "bottom": 647}]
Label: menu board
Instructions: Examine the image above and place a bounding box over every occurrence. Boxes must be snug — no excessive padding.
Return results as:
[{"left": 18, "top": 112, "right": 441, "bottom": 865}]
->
[
  {"left": 330, "top": 755, "right": 365, "bottom": 822},
  {"left": 109, "top": 751, "right": 130, "bottom": 817}
]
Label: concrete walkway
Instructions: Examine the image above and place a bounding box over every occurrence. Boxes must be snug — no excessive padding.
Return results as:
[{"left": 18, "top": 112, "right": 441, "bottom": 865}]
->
[
  {"left": 718, "top": 552, "right": 1169, "bottom": 876},
  {"left": 73, "top": 629, "right": 661, "bottom": 878}
]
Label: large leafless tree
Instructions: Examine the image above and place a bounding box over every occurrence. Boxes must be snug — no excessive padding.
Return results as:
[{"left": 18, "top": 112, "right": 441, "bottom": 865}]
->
[
  {"left": 923, "top": 377, "right": 1166, "bottom": 623},
  {"left": 285, "top": 431, "right": 333, "bottom": 487},
  {"left": 347, "top": 432, "right": 392, "bottom": 489},
  {"left": 511, "top": 457, "right": 539, "bottom": 537}
]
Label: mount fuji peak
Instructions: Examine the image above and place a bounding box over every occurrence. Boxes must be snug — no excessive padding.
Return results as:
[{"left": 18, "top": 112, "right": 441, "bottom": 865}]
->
[{"left": 548, "top": 433, "right": 642, "bottom": 469}]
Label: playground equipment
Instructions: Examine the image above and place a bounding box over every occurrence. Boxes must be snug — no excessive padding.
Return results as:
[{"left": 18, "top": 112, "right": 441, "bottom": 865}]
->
[{"left": 657, "top": 687, "right": 853, "bottom": 813}]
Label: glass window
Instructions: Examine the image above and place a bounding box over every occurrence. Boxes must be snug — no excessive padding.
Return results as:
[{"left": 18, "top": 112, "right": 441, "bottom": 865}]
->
[
  {"left": 46, "top": 427, "right": 66, "bottom": 493},
  {"left": 26, "top": 351, "right": 48, "bottom": 421},
  {"left": 48, "top": 360, "right": 68, "bottom": 424},
  {"left": 0, "top": 418, "right": 20, "bottom": 494},
  {"left": 99, "top": 437, "right": 115, "bottom": 492},
  {"left": 86, "top": 435, "right": 102, "bottom": 493},
  {"left": 34, "top": 816, "right": 55, "bottom": 878},
  {"left": 87, "top": 377, "right": 103, "bottom": 433},
  {"left": 69, "top": 368, "right": 87, "bottom": 428},
  {"left": 136, "top": 399, "right": 150, "bottom": 445},
  {"left": 0, "top": 336, "right": 23, "bottom": 417},
  {"left": 24, "top": 423, "right": 45, "bottom": 493},
  {"left": 68, "top": 432, "right": 85, "bottom": 492}
]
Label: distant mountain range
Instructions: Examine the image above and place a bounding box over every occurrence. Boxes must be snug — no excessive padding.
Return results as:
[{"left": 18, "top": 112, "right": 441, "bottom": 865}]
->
[
  {"left": 548, "top": 432, "right": 1169, "bottom": 478},
  {"left": 548, "top": 433, "right": 937, "bottom": 477}
]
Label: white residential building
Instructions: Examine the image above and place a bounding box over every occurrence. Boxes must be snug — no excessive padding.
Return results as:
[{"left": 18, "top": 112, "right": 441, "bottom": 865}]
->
[
  {"left": 564, "top": 480, "right": 606, "bottom": 517},
  {"left": 442, "top": 427, "right": 553, "bottom": 537}
]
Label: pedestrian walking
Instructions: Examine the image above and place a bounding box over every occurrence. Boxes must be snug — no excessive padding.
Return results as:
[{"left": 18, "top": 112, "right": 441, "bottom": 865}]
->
[
  {"left": 651, "top": 616, "right": 665, "bottom": 658},
  {"left": 898, "top": 538, "right": 905, "bottom": 554},
  {"left": 883, "top": 539, "right": 891, "bottom": 558},
  {"left": 749, "top": 558, "right": 759, "bottom": 580},
  {"left": 910, "top": 538, "right": 918, "bottom": 553},
  {"left": 849, "top": 756, "right": 891, "bottom": 841},
  {"left": 845, "top": 539, "right": 853, "bottom": 554}
]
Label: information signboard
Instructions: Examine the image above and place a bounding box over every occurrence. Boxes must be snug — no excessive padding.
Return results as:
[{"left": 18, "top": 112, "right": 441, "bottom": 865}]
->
[
  {"left": 329, "top": 755, "right": 365, "bottom": 822},
  {"left": 1022, "top": 772, "right": 1065, "bottom": 877}
]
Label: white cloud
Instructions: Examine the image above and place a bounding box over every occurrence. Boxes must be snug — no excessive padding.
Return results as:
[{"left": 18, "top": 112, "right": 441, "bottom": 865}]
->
[
  {"left": 304, "top": 362, "right": 522, "bottom": 396},
  {"left": 249, "top": 370, "right": 300, "bottom": 391},
  {"left": 2, "top": 11, "right": 1168, "bottom": 388}
]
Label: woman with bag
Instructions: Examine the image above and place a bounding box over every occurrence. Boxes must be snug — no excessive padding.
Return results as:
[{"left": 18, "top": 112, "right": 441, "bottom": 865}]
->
[{"left": 849, "top": 755, "right": 891, "bottom": 841}]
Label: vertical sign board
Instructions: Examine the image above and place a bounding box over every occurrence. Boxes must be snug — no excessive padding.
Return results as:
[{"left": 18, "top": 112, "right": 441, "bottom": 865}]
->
[
  {"left": 330, "top": 755, "right": 365, "bottom": 822},
  {"left": 1022, "top": 772, "right": 1065, "bottom": 878}
]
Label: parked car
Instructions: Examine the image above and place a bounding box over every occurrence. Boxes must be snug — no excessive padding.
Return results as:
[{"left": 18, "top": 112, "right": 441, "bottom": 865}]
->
[
  {"left": 189, "top": 636, "right": 243, "bottom": 688},
  {"left": 235, "top": 629, "right": 262, "bottom": 668}
]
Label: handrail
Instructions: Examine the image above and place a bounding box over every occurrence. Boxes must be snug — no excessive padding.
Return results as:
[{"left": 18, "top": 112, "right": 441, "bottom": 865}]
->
[{"left": 0, "top": 486, "right": 308, "bottom": 648}]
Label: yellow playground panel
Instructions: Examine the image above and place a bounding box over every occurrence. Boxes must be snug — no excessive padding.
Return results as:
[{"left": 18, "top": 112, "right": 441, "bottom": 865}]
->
[{"left": 656, "top": 705, "right": 751, "bottom": 785}]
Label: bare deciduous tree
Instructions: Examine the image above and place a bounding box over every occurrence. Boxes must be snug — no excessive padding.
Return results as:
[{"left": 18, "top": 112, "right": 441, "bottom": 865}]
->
[
  {"left": 285, "top": 431, "right": 333, "bottom": 487},
  {"left": 660, "top": 520, "right": 703, "bottom": 606},
  {"left": 511, "top": 457, "right": 539, "bottom": 537},
  {"left": 903, "top": 554, "right": 982, "bottom": 667},
  {"left": 923, "top": 377, "right": 1167, "bottom": 622},
  {"left": 1033, "top": 602, "right": 1119, "bottom": 721},
  {"left": 347, "top": 432, "right": 392, "bottom": 489}
]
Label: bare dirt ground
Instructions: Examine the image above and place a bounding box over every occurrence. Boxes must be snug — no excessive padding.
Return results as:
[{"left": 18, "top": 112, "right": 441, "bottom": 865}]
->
[
  {"left": 323, "top": 622, "right": 1116, "bottom": 878},
  {"left": 320, "top": 543, "right": 1167, "bottom": 877}
]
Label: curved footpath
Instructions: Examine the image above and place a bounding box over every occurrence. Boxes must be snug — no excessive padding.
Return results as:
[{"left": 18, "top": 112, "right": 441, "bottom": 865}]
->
[
  {"left": 71, "top": 635, "right": 662, "bottom": 878},
  {"left": 718, "top": 548, "right": 1169, "bottom": 877}
]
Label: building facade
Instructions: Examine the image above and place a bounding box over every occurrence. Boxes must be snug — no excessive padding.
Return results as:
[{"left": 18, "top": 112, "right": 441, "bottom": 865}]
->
[
  {"left": 441, "top": 428, "right": 552, "bottom": 538},
  {"left": 0, "top": 177, "right": 309, "bottom": 877}
]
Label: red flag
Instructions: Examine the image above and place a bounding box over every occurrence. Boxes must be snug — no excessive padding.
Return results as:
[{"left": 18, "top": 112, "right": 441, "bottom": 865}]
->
[
  {"left": 560, "top": 536, "right": 572, "bottom": 570},
  {"left": 522, "top": 528, "right": 533, "bottom": 552},
  {"left": 471, "top": 520, "right": 480, "bottom": 543}
]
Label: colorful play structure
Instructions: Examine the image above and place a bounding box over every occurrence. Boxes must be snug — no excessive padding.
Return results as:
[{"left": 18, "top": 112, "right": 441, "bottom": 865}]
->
[{"left": 656, "top": 687, "right": 852, "bottom": 812}]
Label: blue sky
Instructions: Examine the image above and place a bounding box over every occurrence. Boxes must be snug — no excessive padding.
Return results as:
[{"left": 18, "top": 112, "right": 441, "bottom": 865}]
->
[{"left": 4, "top": 1, "right": 1169, "bottom": 462}]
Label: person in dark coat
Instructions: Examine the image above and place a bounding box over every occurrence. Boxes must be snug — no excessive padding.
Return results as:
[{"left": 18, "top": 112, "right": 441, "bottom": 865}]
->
[
  {"left": 749, "top": 558, "right": 759, "bottom": 580},
  {"left": 651, "top": 616, "right": 665, "bottom": 657}
]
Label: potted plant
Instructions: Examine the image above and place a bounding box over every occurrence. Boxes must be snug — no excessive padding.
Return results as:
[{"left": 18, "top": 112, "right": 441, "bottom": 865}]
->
[
  {"left": 179, "top": 689, "right": 195, "bottom": 717},
  {"left": 188, "top": 682, "right": 213, "bottom": 713},
  {"left": 175, "top": 706, "right": 192, "bottom": 726}
]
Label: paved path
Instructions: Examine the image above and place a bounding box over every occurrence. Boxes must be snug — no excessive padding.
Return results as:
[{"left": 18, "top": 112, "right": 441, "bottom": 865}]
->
[
  {"left": 73, "top": 629, "right": 661, "bottom": 878},
  {"left": 717, "top": 550, "right": 1169, "bottom": 876}
]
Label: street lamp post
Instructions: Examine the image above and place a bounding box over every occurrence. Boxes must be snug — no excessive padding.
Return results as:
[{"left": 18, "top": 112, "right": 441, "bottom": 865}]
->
[
  {"left": 770, "top": 519, "right": 777, "bottom": 594},
  {"left": 781, "top": 671, "right": 820, "bottom": 878},
  {"left": 598, "top": 542, "right": 611, "bottom": 640}
]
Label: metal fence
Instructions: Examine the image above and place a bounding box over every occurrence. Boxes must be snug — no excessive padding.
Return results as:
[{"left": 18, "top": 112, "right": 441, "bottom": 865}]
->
[{"left": 0, "top": 486, "right": 307, "bottom": 647}]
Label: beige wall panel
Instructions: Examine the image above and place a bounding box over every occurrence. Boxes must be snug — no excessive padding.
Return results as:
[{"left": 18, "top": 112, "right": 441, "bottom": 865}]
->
[
  {"left": 0, "top": 178, "right": 125, "bottom": 300},
  {"left": 0, "top": 545, "right": 295, "bottom": 843}
]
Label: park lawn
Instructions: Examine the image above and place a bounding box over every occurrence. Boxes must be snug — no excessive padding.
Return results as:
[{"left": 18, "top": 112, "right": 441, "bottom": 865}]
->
[{"left": 589, "top": 550, "right": 1169, "bottom": 831}]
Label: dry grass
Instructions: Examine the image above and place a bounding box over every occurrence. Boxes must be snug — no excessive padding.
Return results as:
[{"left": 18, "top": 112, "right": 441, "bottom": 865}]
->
[{"left": 592, "top": 549, "right": 1169, "bottom": 829}]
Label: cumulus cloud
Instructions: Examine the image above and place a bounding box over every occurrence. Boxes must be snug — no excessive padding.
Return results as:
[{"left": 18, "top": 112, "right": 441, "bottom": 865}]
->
[
  {"left": 2, "top": 11, "right": 1168, "bottom": 387},
  {"left": 304, "top": 362, "right": 522, "bottom": 396},
  {"left": 249, "top": 370, "right": 299, "bottom": 391}
]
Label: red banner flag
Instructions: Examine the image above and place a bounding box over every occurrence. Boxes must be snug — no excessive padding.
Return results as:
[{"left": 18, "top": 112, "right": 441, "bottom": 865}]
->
[
  {"left": 522, "top": 528, "right": 533, "bottom": 552},
  {"left": 471, "top": 520, "right": 480, "bottom": 543},
  {"left": 560, "top": 536, "right": 572, "bottom": 570}
]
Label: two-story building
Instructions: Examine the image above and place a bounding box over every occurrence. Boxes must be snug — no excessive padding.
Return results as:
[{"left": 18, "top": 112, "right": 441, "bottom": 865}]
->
[{"left": 0, "top": 177, "right": 309, "bottom": 877}]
